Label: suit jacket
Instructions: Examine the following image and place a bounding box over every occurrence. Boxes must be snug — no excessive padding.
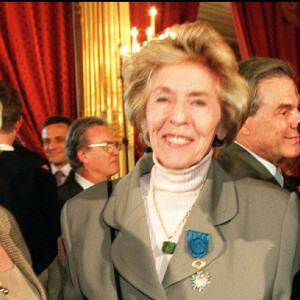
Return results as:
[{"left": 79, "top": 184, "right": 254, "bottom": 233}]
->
[
  {"left": 0, "top": 148, "right": 60, "bottom": 275},
  {"left": 61, "top": 154, "right": 299, "bottom": 300},
  {"left": 216, "top": 142, "right": 280, "bottom": 186},
  {"left": 57, "top": 171, "right": 83, "bottom": 212},
  {"left": 217, "top": 142, "right": 300, "bottom": 299},
  {"left": 13, "top": 141, "right": 49, "bottom": 169},
  {"left": 0, "top": 206, "right": 47, "bottom": 299}
]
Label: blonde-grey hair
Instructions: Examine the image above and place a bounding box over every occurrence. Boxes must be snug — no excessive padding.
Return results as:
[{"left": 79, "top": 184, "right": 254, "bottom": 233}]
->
[{"left": 122, "top": 21, "right": 250, "bottom": 148}]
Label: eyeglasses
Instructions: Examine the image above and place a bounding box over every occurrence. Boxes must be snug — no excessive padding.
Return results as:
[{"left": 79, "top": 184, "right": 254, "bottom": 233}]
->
[{"left": 87, "top": 142, "right": 121, "bottom": 153}]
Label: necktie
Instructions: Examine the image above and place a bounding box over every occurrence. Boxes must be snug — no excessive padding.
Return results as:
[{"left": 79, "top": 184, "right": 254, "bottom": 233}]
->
[
  {"left": 282, "top": 172, "right": 294, "bottom": 192},
  {"left": 275, "top": 167, "right": 284, "bottom": 188},
  {"left": 55, "top": 170, "right": 65, "bottom": 186}
]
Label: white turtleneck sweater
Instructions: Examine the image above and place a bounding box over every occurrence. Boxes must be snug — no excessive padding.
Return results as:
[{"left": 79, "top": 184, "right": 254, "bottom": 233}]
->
[{"left": 140, "top": 150, "right": 213, "bottom": 282}]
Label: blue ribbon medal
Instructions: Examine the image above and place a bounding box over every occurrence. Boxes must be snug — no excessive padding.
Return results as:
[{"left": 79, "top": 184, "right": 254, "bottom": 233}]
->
[{"left": 187, "top": 230, "right": 211, "bottom": 292}]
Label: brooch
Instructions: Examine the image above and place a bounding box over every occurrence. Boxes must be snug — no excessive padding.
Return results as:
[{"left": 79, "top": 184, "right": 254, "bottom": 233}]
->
[
  {"left": 0, "top": 282, "right": 9, "bottom": 295},
  {"left": 187, "top": 230, "right": 211, "bottom": 292}
]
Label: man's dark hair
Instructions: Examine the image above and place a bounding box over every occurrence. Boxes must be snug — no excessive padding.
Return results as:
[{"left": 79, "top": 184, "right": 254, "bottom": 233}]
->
[
  {"left": 42, "top": 115, "right": 73, "bottom": 129},
  {"left": 0, "top": 80, "right": 22, "bottom": 131},
  {"left": 239, "top": 57, "right": 297, "bottom": 116}
]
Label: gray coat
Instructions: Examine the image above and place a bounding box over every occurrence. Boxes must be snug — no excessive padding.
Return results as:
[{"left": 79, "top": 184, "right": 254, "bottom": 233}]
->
[{"left": 61, "top": 153, "right": 299, "bottom": 299}]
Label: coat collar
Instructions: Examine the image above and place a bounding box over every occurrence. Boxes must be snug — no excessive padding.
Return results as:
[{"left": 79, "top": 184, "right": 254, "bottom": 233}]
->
[
  {"left": 0, "top": 206, "right": 47, "bottom": 299},
  {"left": 162, "top": 160, "right": 237, "bottom": 288},
  {"left": 103, "top": 154, "right": 238, "bottom": 298},
  {"left": 103, "top": 154, "right": 165, "bottom": 299}
]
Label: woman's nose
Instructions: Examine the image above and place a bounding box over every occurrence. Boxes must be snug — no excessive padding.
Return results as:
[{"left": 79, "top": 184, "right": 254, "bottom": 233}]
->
[{"left": 170, "top": 102, "right": 189, "bottom": 125}]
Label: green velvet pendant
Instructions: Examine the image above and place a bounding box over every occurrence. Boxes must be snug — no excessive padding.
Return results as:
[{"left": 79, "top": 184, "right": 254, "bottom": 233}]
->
[{"left": 162, "top": 241, "right": 176, "bottom": 254}]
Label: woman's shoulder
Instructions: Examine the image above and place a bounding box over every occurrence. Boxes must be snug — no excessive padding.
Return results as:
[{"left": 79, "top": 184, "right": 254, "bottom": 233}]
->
[
  {"left": 214, "top": 158, "right": 293, "bottom": 204},
  {"left": 235, "top": 176, "right": 291, "bottom": 198},
  {"left": 233, "top": 176, "right": 298, "bottom": 216},
  {"left": 213, "top": 159, "right": 297, "bottom": 219}
]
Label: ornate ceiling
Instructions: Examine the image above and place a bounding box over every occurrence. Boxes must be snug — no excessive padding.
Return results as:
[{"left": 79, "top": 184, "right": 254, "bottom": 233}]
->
[{"left": 197, "top": 2, "right": 240, "bottom": 58}]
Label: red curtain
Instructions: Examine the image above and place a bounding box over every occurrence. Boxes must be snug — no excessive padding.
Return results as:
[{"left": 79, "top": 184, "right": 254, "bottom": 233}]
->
[
  {"left": 129, "top": 2, "right": 199, "bottom": 160},
  {"left": 0, "top": 2, "right": 76, "bottom": 156},
  {"left": 231, "top": 2, "right": 300, "bottom": 177},
  {"left": 230, "top": 2, "right": 300, "bottom": 85},
  {"left": 130, "top": 2, "right": 199, "bottom": 44}
]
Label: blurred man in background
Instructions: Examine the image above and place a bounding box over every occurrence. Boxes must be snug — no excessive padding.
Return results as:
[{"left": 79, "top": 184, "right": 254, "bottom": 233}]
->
[
  {"left": 0, "top": 80, "right": 60, "bottom": 274},
  {"left": 57, "top": 116, "right": 120, "bottom": 211},
  {"left": 41, "top": 115, "right": 73, "bottom": 186}
]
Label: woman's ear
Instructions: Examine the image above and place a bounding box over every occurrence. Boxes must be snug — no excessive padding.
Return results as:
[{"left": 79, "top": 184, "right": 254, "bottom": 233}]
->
[
  {"left": 216, "top": 122, "right": 227, "bottom": 141},
  {"left": 140, "top": 119, "right": 148, "bottom": 134}
]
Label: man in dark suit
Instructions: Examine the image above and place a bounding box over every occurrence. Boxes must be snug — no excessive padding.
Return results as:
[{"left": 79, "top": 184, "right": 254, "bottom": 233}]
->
[
  {"left": 217, "top": 57, "right": 300, "bottom": 191},
  {"left": 41, "top": 115, "right": 73, "bottom": 186},
  {"left": 0, "top": 80, "right": 60, "bottom": 275},
  {"left": 13, "top": 140, "right": 49, "bottom": 168},
  {"left": 216, "top": 57, "right": 300, "bottom": 300},
  {"left": 57, "top": 116, "right": 120, "bottom": 211}
]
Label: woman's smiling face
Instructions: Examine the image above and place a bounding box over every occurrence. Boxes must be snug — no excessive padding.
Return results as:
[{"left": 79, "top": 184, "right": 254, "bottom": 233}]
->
[{"left": 144, "top": 61, "right": 226, "bottom": 170}]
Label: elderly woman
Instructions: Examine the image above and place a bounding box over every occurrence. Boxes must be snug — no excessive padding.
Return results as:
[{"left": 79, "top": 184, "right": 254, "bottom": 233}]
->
[{"left": 61, "top": 21, "right": 299, "bottom": 299}]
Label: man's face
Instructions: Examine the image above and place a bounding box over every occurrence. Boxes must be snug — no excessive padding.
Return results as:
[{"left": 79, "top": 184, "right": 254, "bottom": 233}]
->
[
  {"left": 41, "top": 123, "right": 69, "bottom": 167},
  {"left": 245, "top": 75, "right": 300, "bottom": 165},
  {"left": 78, "top": 125, "right": 120, "bottom": 183}
]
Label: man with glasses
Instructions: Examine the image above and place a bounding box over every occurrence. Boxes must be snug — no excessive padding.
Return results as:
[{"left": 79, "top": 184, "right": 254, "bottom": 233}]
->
[{"left": 57, "top": 116, "right": 120, "bottom": 211}]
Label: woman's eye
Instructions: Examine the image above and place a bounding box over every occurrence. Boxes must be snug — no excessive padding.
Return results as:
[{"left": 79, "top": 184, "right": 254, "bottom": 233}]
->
[
  {"left": 156, "top": 96, "right": 168, "bottom": 102},
  {"left": 192, "top": 99, "right": 205, "bottom": 106}
]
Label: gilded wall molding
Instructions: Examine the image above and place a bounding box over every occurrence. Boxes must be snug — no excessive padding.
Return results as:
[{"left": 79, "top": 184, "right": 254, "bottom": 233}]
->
[{"left": 73, "top": 2, "right": 134, "bottom": 178}]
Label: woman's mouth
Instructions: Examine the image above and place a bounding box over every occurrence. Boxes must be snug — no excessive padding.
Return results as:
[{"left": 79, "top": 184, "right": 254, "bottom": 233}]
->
[{"left": 164, "top": 135, "right": 192, "bottom": 145}]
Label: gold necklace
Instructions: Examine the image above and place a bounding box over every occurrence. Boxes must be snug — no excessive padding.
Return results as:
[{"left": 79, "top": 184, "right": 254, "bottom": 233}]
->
[{"left": 152, "top": 184, "right": 199, "bottom": 254}]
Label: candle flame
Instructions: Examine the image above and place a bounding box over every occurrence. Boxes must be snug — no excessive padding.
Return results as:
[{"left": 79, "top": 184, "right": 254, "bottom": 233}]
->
[
  {"left": 150, "top": 7, "right": 157, "bottom": 17},
  {"left": 120, "top": 44, "right": 127, "bottom": 55},
  {"left": 146, "top": 27, "right": 153, "bottom": 37},
  {"left": 132, "top": 43, "right": 140, "bottom": 53},
  {"left": 131, "top": 27, "right": 138, "bottom": 38}
]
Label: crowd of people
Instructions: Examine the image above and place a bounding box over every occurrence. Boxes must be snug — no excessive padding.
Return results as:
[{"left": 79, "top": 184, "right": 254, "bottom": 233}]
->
[{"left": 0, "top": 20, "right": 299, "bottom": 300}]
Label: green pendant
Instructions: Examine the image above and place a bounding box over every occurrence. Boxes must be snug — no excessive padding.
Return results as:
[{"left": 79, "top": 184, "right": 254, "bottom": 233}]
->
[{"left": 162, "top": 241, "right": 176, "bottom": 254}]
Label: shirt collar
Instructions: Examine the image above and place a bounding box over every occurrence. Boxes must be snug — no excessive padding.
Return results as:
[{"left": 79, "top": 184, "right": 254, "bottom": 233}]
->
[
  {"left": 0, "top": 144, "right": 14, "bottom": 151},
  {"left": 50, "top": 163, "right": 72, "bottom": 177},
  {"left": 74, "top": 172, "right": 94, "bottom": 190}
]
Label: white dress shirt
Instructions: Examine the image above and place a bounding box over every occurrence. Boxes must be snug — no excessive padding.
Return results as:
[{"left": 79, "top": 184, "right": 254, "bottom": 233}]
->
[{"left": 74, "top": 172, "right": 94, "bottom": 190}]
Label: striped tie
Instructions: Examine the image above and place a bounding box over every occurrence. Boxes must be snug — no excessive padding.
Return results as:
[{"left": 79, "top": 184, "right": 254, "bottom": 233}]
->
[{"left": 55, "top": 170, "right": 65, "bottom": 186}]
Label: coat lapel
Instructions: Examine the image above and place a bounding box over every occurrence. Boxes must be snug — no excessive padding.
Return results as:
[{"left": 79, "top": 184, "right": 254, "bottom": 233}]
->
[
  {"left": 162, "top": 161, "right": 238, "bottom": 288},
  {"left": 0, "top": 206, "right": 47, "bottom": 299},
  {"left": 103, "top": 155, "right": 167, "bottom": 300},
  {"left": 103, "top": 157, "right": 238, "bottom": 298}
]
